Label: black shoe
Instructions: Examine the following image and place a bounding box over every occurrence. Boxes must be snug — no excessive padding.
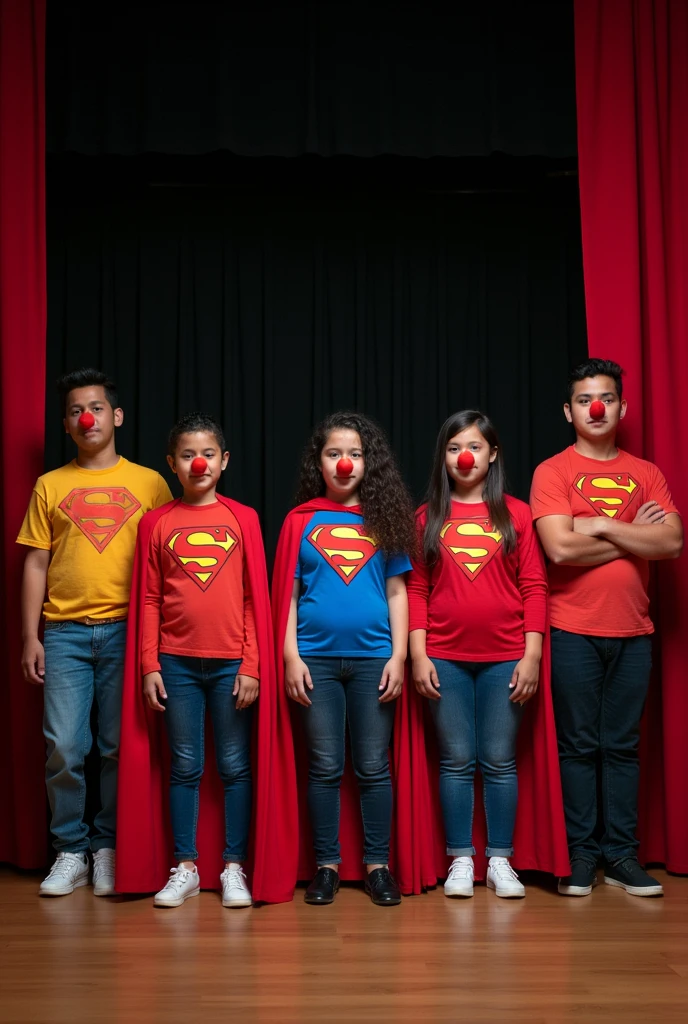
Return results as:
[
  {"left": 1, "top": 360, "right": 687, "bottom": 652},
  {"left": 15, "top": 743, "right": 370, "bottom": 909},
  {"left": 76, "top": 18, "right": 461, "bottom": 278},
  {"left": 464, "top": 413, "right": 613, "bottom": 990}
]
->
[
  {"left": 604, "top": 858, "right": 664, "bottom": 897},
  {"left": 304, "top": 868, "right": 340, "bottom": 905},
  {"left": 558, "top": 858, "right": 598, "bottom": 896},
  {"left": 365, "top": 867, "right": 401, "bottom": 906}
]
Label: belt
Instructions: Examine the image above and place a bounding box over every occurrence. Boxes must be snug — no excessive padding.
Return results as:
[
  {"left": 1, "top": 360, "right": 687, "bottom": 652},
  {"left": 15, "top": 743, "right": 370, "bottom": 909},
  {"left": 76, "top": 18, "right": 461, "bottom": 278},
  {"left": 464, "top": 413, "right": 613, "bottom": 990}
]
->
[{"left": 80, "top": 615, "right": 128, "bottom": 625}]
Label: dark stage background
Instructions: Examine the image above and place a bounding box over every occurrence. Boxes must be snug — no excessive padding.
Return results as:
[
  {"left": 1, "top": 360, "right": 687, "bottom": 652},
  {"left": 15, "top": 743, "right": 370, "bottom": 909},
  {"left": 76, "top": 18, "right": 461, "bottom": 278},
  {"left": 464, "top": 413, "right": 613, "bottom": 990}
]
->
[{"left": 46, "top": 158, "right": 586, "bottom": 557}]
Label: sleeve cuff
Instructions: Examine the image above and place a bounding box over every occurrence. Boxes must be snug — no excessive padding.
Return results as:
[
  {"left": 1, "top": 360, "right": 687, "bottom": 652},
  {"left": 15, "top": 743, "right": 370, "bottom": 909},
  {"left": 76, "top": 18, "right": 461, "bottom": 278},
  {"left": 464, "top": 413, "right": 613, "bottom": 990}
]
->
[
  {"left": 239, "top": 656, "right": 260, "bottom": 679},
  {"left": 142, "top": 658, "right": 161, "bottom": 676}
]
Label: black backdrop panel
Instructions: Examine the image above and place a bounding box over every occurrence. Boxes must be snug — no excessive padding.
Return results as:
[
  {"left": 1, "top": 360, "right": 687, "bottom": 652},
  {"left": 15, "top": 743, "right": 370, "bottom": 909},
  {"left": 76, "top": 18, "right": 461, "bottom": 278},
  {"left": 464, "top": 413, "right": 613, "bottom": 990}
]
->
[
  {"left": 47, "top": 0, "right": 577, "bottom": 158},
  {"left": 46, "top": 168, "right": 586, "bottom": 558}
]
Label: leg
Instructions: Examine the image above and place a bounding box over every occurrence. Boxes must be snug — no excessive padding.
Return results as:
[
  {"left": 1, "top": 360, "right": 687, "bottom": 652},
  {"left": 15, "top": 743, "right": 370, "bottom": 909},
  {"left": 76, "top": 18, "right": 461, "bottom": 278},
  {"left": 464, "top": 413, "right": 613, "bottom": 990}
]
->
[
  {"left": 205, "top": 659, "right": 253, "bottom": 863},
  {"left": 91, "top": 621, "right": 127, "bottom": 851},
  {"left": 475, "top": 660, "right": 522, "bottom": 857},
  {"left": 299, "top": 658, "right": 346, "bottom": 867},
  {"left": 159, "top": 654, "right": 206, "bottom": 863},
  {"left": 42, "top": 623, "right": 95, "bottom": 854},
  {"left": 429, "top": 659, "right": 477, "bottom": 856},
  {"left": 600, "top": 636, "right": 652, "bottom": 863},
  {"left": 345, "top": 658, "right": 395, "bottom": 866},
  {"left": 550, "top": 629, "right": 605, "bottom": 865}
]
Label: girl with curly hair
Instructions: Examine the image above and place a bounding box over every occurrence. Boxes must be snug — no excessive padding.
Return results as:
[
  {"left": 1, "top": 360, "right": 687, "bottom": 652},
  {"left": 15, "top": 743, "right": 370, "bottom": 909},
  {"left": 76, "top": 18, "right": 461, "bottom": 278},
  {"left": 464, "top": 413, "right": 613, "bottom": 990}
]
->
[
  {"left": 272, "top": 412, "right": 415, "bottom": 907},
  {"left": 408, "top": 411, "right": 548, "bottom": 900}
]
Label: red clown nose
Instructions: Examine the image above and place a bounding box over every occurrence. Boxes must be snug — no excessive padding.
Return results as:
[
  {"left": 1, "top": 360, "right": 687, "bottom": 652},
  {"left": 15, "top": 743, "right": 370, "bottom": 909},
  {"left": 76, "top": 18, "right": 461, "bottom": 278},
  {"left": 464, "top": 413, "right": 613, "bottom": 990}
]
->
[
  {"left": 457, "top": 450, "right": 475, "bottom": 472},
  {"left": 336, "top": 457, "right": 354, "bottom": 477},
  {"left": 78, "top": 411, "right": 95, "bottom": 430},
  {"left": 589, "top": 400, "right": 606, "bottom": 420},
  {"left": 190, "top": 457, "right": 208, "bottom": 476}
]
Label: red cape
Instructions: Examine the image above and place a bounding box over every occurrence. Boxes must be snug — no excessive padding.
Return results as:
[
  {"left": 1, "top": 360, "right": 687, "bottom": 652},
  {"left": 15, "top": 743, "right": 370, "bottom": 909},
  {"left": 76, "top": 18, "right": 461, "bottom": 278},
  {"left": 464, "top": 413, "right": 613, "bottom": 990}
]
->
[
  {"left": 116, "top": 496, "right": 298, "bottom": 903},
  {"left": 271, "top": 499, "right": 435, "bottom": 893}
]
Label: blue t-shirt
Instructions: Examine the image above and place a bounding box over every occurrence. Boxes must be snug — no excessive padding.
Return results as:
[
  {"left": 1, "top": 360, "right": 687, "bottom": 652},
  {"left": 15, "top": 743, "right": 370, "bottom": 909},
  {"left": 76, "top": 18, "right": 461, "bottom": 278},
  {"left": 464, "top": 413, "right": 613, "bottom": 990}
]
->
[{"left": 295, "top": 510, "right": 411, "bottom": 657}]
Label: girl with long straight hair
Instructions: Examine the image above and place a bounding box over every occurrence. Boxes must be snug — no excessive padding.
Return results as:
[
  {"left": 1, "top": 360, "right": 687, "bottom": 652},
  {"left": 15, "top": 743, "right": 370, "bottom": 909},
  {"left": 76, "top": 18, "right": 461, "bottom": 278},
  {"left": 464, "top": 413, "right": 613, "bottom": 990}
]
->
[
  {"left": 273, "top": 412, "right": 415, "bottom": 907},
  {"left": 408, "top": 410, "right": 547, "bottom": 898}
]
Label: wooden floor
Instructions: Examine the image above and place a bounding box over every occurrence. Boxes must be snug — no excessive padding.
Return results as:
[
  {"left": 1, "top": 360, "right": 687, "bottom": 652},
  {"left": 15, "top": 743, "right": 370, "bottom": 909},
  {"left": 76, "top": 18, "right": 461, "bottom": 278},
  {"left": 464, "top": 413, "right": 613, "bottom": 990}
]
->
[{"left": 1, "top": 868, "right": 687, "bottom": 1023}]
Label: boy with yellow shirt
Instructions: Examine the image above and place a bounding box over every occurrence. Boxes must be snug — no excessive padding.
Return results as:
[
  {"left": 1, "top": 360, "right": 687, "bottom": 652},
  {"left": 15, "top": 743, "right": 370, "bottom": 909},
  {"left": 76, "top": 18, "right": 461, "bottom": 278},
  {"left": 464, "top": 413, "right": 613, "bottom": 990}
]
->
[{"left": 17, "top": 369, "right": 171, "bottom": 897}]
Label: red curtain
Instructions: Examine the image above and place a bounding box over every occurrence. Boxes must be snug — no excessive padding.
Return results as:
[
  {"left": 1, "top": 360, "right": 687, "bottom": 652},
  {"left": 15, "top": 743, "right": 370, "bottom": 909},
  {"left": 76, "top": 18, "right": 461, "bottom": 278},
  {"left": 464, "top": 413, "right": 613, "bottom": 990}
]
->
[
  {"left": 575, "top": 0, "right": 688, "bottom": 871},
  {"left": 0, "top": 0, "right": 47, "bottom": 867}
]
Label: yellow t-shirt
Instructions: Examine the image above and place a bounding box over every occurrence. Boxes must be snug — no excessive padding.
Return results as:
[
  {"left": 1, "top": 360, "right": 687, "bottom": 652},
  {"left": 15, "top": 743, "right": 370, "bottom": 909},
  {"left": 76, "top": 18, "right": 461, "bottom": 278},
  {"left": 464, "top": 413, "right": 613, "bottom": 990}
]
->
[{"left": 16, "top": 457, "right": 172, "bottom": 621}]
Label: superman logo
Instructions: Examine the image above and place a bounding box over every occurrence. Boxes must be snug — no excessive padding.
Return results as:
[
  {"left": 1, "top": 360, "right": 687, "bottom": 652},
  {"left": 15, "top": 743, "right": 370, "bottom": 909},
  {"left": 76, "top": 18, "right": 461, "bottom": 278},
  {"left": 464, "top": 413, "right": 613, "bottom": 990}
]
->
[
  {"left": 575, "top": 473, "right": 640, "bottom": 519},
  {"left": 165, "top": 526, "right": 238, "bottom": 590},
  {"left": 59, "top": 488, "right": 142, "bottom": 553},
  {"left": 440, "top": 518, "right": 503, "bottom": 581},
  {"left": 307, "top": 523, "right": 378, "bottom": 585}
]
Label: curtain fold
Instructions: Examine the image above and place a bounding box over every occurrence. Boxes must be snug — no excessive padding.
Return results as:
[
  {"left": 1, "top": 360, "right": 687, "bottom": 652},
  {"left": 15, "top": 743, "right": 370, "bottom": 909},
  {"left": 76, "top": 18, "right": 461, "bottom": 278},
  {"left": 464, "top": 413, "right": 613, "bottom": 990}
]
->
[
  {"left": 0, "top": 0, "right": 48, "bottom": 867},
  {"left": 575, "top": 0, "right": 688, "bottom": 870}
]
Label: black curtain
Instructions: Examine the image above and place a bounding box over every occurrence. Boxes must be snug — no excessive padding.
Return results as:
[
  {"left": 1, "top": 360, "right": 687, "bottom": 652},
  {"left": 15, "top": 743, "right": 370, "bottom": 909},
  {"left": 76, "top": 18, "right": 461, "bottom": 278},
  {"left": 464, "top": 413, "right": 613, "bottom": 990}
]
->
[
  {"left": 47, "top": 0, "right": 577, "bottom": 158},
  {"left": 46, "top": 159, "right": 586, "bottom": 559}
]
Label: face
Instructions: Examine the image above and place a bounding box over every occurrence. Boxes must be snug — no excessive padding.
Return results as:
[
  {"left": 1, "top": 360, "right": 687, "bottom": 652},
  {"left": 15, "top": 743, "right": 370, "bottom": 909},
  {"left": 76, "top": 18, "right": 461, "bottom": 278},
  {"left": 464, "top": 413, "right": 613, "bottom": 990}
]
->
[
  {"left": 564, "top": 376, "right": 626, "bottom": 440},
  {"left": 167, "top": 431, "right": 229, "bottom": 497},
  {"left": 320, "top": 428, "right": 364, "bottom": 498},
  {"left": 64, "top": 386, "right": 123, "bottom": 451},
  {"left": 445, "top": 424, "right": 496, "bottom": 490}
]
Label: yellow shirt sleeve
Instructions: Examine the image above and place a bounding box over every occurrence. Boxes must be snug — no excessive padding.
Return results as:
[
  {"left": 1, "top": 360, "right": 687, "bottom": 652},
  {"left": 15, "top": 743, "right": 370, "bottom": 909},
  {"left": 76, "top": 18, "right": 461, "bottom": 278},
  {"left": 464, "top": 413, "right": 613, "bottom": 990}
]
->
[
  {"left": 153, "top": 474, "right": 173, "bottom": 509},
  {"left": 16, "top": 483, "right": 52, "bottom": 550}
]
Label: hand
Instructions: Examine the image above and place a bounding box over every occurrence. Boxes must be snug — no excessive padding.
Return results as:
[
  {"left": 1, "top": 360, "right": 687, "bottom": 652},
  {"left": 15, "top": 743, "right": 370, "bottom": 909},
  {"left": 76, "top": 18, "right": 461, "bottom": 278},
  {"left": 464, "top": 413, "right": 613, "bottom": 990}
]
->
[
  {"left": 285, "top": 656, "right": 313, "bottom": 706},
  {"left": 633, "top": 500, "right": 666, "bottom": 526},
  {"left": 143, "top": 671, "right": 167, "bottom": 711},
  {"left": 411, "top": 655, "right": 441, "bottom": 701},
  {"left": 379, "top": 655, "right": 405, "bottom": 703},
  {"left": 572, "top": 516, "right": 604, "bottom": 537},
  {"left": 234, "top": 674, "right": 259, "bottom": 709},
  {"left": 509, "top": 655, "right": 540, "bottom": 704},
  {"left": 22, "top": 637, "right": 45, "bottom": 685}
]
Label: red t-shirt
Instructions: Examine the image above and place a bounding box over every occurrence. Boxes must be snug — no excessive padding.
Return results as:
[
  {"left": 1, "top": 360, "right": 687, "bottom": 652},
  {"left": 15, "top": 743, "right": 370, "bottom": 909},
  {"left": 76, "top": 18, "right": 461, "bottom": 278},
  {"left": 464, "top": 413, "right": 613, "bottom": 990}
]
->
[
  {"left": 142, "top": 500, "right": 258, "bottom": 677},
  {"left": 407, "top": 495, "right": 547, "bottom": 662},
  {"left": 530, "top": 446, "right": 680, "bottom": 637}
]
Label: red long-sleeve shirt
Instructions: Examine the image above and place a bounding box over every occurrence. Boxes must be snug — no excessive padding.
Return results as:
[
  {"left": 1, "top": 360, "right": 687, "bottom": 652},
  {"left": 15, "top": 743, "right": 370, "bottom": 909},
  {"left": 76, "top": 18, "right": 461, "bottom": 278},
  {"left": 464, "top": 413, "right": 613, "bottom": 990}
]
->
[
  {"left": 142, "top": 500, "right": 259, "bottom": 677},
  {"left": 407, "top": 496, "right": 547, "bottom": 662}
]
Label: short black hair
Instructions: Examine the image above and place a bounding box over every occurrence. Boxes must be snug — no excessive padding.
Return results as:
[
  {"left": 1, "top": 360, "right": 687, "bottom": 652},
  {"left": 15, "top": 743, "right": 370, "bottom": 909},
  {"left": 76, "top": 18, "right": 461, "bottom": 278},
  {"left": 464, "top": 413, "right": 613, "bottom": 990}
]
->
[
  {"left": 168, "top": 412, "right": 226, "bottom": 457},
  {"left": 57, "top": 368, "right": 119, "bottom": 416},
  {"left": 568, "top": 358, "right": 624, "bottom": 400}
]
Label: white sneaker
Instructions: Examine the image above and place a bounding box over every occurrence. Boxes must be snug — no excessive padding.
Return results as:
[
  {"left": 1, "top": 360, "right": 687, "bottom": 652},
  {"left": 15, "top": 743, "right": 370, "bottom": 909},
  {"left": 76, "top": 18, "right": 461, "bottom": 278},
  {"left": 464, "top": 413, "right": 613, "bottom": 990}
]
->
[
  {"left": 93, "top": 848, "right": 117, "bottom": 896},
  {"left": 221, "top": 865, "right": 253, "bottom": 908},
  {"left": 39, "top": 852, "right": 90, "bottom": 897},
  {"left": 444, "top": 856, "right": 474, "bottom": 898},
  {"left": 486, "top": 857, "right": 526, "bottom": 898},
  {"left": 154, "top": 866, "right": 201, "bottom": 907}
]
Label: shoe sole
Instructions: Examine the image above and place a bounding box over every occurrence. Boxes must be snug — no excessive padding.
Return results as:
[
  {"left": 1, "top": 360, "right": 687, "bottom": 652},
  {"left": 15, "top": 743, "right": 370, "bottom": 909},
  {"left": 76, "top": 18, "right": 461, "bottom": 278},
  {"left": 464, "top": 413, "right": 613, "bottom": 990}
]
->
[
  {"left": 558, "top": 877, "right": 597, "bottom": 896},
  {"left": 366, "top": 894, "right": 402, "bottom": 906},
  {"left": 39, "top": 875, "right": 89, "bottom": 897},
  {"left": 486, "top": 879, "right": 525, "bottom": 899},
  {"left": 93, "top": 887, "right": 118, "bottom": 897},
  {"left": 154, "top": 886, "right": 201, "bottom": 908},
  {"left": 604, "top": 876, "right": 664, "bottom": 897},
  {"left": 222, "top": 898, "right": 253, "bottom": 908},
  {"left": 444, "top": 887, "right": 474, "bottom": 898}
]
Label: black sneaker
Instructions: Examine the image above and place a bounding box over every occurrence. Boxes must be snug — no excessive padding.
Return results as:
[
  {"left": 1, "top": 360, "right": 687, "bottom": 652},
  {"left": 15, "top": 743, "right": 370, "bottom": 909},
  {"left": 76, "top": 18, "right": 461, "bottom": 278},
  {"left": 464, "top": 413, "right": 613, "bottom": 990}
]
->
[
  {"left": 604, "top": 858, "right": 664, "bottom": 897},
  {"left": 558, "top": 858, "right": 598, "bottom": 896},
  {"left": 364, "top": 867, "right": 401, "bottom": 906}
]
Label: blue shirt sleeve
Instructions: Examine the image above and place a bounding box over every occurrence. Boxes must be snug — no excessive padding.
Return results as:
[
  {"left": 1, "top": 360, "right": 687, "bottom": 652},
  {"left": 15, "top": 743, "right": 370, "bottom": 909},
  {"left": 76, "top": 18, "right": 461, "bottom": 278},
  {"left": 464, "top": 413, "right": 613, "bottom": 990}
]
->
[{"left": 385, "top": 552, "right": 412, "bottom": 577}]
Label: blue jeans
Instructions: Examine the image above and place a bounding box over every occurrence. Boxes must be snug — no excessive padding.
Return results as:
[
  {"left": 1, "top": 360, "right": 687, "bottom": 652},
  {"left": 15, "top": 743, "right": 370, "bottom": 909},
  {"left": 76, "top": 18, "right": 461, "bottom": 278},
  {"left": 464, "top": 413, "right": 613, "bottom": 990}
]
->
[
  {"left": 299, "top": 657, "right": 395, "bottom": 865},
  {"left": 429, "top": 659, "right": 523, "bottom": 857},
  {"left": 43, "top": 620, "right": 127, "bottom": 854},
  {"left": 159, "top": 655, "right": 253, "bottom": 863},
  {"left": 550, "top": 628, "right": 652, "bottom": 865}
]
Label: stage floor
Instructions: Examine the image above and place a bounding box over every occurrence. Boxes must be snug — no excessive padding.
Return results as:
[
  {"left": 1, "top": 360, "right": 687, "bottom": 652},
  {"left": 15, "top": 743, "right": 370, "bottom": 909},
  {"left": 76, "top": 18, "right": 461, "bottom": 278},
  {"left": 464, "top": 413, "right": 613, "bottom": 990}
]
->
[{"left": 1, "top": 868, "right": 687, "bottom": 1022}]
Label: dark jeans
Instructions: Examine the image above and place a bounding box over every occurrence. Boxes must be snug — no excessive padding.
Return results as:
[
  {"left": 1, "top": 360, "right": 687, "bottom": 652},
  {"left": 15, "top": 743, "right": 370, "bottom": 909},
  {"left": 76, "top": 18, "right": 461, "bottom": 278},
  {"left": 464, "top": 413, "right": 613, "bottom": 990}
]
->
[
  {"left": 550, "top": 628, "right": 652, "bottom": 865},
  {"left": 159, "top": 655, "right": 253, "bottom": 863},
  {"left": 430, "top": 659, "right": 523, "bottom": 857},
  {"left": 298, "top": 657, "right": 395, "bottom": 865},
  {"left": 43, "top": 620, "right": 127, "bottom": 853}
]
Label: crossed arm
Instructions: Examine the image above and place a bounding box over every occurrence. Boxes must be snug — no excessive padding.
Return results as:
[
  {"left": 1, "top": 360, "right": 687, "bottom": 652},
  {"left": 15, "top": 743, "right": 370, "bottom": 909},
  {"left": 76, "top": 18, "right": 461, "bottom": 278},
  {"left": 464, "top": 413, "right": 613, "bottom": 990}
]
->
[{"left": 536, "top": 501, "right": 683, "bottom": 567}]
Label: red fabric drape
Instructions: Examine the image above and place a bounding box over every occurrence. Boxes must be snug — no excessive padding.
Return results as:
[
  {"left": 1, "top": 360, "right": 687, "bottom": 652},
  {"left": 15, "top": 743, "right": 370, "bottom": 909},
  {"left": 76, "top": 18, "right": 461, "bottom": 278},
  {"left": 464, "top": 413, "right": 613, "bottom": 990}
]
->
[
  {"left": 0, "top": 0, "right": 48, "bottom": 866},
  {"left": 575, "top": 0, "right": 688, "bottom": 871}
]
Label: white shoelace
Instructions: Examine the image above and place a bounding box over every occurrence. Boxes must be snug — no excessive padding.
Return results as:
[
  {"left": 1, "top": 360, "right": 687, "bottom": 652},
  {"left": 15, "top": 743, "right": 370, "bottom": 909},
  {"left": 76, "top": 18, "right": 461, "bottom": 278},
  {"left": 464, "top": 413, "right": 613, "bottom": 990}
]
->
[
  {"left": 490, "top": 858, "right": 520, "bottom": 881},
  {"left": 447, "top": 858, "right": 473, "bottom": 880},
  {"left": 48, "top": 853, "right": 85, "bottom": 879},
  {"left": 162, "top": 867, "right": 195, "bottom": 893},
  {"left": 221, "top": 866, "right": 248, "bottom": 893}
]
